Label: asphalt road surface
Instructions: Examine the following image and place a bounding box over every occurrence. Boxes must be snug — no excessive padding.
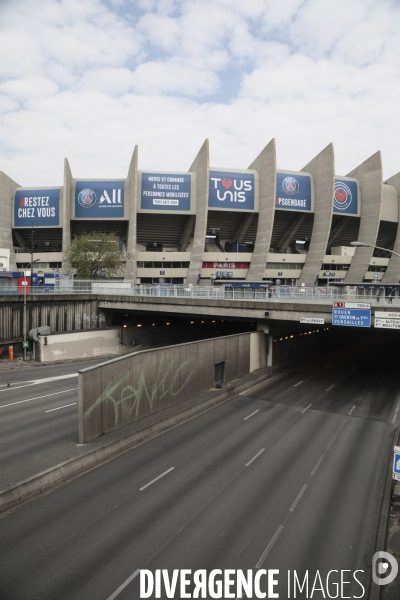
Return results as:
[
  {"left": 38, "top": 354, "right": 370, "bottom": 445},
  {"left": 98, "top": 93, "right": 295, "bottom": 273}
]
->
[{"left": 0, "top": 336, "right": 398, "bottom": 599}]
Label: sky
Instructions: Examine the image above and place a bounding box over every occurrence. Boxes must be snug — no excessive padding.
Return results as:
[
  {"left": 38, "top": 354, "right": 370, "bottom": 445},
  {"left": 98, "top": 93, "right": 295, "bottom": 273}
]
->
[{"left": 0, "top": 0, "right": 399, "bottom": 186}]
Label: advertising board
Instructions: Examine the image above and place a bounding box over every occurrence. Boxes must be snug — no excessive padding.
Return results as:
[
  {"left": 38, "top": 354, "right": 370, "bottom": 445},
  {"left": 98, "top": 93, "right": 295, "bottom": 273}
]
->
[
  {"left": 333, "top": 178, "right": 358, "bottom": 216},
  {"left": 14, "top": 188, "right": 61, "bottom": 227},
  {"left": 75, "top": 181, "right": 125, "bottom": 219},
  {"left": 208, "top": 171, "right": 255, "bottom": 210},
  {"left": 140, "top": 173, "right": 192, "bottom": 211},
  {"left": 275, "top": 173, "right": 312, "bottom": 211}
]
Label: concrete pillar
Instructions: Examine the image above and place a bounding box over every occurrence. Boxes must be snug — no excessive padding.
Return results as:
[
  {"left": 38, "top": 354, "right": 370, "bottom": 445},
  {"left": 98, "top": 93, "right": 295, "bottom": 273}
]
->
[
  {"left": 0, "top": 171, "right": 20, "bottom": 270},
  {"left": 61, "top": 159, "right": 72, "bottom": 261},
  {"left": 267, "top": 333, "right": 273, "bottom": 367},
  {"left": 298, "top": 144, "right": 335, "bottom": 286},
  {"left": 345, "top": 151, "right": 383, "bottom": 282},
  {"left": 247, "top": 139, "right": 276, "bottom": 280},
  {"left": 125, "top": 145, "right": 138, "bottom": 281},
  {"left": 186, "top": 139, "right": 209, "bottom": 285},
  {"left": 382, "top": 172, "right": 400, "bottom": 283}
]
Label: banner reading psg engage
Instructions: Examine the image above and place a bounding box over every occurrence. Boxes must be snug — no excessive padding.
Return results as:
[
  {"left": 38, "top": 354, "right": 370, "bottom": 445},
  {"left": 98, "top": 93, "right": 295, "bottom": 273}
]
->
[
  {"left": 275, "top": 173, "right": 312, "bottom": 211},
  {"left": 75, "top": 181, "right": 125, "bottom": 219},
  {"left": 14, "top": 188, "right": 61, "bottom": 227}
]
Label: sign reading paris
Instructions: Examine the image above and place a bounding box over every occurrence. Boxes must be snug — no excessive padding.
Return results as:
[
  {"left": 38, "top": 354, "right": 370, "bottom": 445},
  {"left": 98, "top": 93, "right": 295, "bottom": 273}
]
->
[{"left": 74, "top": 181, "right": 125, "bottom": 218}]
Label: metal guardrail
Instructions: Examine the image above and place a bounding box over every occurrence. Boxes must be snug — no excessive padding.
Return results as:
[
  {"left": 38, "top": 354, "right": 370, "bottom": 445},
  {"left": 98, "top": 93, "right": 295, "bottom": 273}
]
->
[{"left": 1, "top": 284, "right": 399, "bottom": 306}]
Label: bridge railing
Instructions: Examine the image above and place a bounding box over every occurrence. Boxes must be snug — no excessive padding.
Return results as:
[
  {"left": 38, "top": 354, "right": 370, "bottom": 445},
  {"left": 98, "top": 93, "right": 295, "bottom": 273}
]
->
[{"left": 2, "top": 282, "right": 398, "bottom": 305}]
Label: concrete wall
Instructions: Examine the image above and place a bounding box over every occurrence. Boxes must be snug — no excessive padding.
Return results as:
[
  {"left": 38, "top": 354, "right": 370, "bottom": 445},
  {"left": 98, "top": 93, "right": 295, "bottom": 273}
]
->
[
  {"left": 382, "top": 172, "right": 400, "bottom": 283},
  {"left": 61, "top": 159, "right": 72, "bottom": 252},
  {"left": 125, "top": 145, "right": 138, "bottom": 280},
  {"left": 78, "top": 331, "right": 266, "bottom": 443},
  {"left": 36, "top": 328, "right": 122, "bottom": 361},
  {"left": 0, "top": 171, "right": 19, "bottom": 271}
]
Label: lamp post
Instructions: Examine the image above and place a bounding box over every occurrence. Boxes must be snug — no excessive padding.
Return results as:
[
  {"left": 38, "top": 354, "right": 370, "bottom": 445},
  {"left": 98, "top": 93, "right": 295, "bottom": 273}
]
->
[
  {"left": 350, "top": 241, "right": 400, "bottom": 259},
  {"left": 23, "top": 259, "right": 39, "bottom": 361}
]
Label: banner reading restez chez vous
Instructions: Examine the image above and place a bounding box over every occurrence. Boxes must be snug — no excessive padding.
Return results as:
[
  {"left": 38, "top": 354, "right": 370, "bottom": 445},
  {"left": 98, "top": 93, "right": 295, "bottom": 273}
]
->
[
  {"left": 14, "top": 188, "right": 61, "bottom": 227},
  {"left": 275, "top": 173, "right": 312, "bottom": 211}
]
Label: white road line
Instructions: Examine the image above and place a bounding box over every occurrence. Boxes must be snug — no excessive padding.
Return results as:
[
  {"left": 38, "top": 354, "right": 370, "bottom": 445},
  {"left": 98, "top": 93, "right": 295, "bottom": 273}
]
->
[
  {"left": 324, "top": 365, "right": 331, "bottom": 369},
  {"left": 348, "top": 405, "right": 356, "bottom": 416},
  {"left": 239, "top": 373, "right": 283, "bottom": 395},
  {"left": 301, "top": 403, "right": 312, "bottom": 414},
  {"left": 351, "top": 367, "right": 357, "bottom": 371},
  {"left": 339, "top": 418, "right": 348, "bottom": 430},
  {"left": 244, "top": 410, "right": 259, "bottom": 421},
  {"left": 392, "top": 400, "right": 400, "bottom": 424},
  {"left": 0, "top": 388, "right": 78, "bottom": 409},
  {"left": 290, "top": 484, "right": 308, "bottom": 512},
  {"left": 294, "top": 381, "right": 303, "bottom": 387},
  {"left": 0, "top": 372, "right": 78, "bottom": 392},
  {"left": 327, "top": 434, "right": 337, "bottom": 450},
  {"left": 139, "top": 467, "right": 174, "bottom": 491},
  {"left": 326, "top": 385, "right": 334, "bottom": 392},
  {"left": 105, "top": 569, "right": 140, "bottom": 600},
  {"left": 256, "top": 525, "right": 284, "bottom": 568},
  {"left": 246, "top": 448, "right": 265, "bottom": 467},
  {"left": 45, "top": 402, "right": 77, "bottom": 413},
  {"left": 311, "top": 455, "right": 324, "bottom": 476}
]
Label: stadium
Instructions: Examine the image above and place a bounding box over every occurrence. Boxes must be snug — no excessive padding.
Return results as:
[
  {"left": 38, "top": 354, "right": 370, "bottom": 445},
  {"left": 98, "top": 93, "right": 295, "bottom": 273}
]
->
[{"left": 0, "top": 138, "right": 399, "bottom": 288}]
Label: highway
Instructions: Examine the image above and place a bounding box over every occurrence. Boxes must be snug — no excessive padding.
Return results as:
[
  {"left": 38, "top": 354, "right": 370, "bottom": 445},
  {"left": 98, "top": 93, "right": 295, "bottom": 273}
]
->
[{"left": 0, "top": 336, "right": 398, "bottom": 599}]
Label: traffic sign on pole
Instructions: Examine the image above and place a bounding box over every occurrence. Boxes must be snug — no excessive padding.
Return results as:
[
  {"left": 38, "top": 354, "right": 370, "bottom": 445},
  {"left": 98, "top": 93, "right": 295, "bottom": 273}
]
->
[
  {"left": 333, "top": 302, "right": 371, "bottom": 309},
  {"left": 393, "top": 446, "right": 400, "bottom": 481},
  {"left": 332, "top": 308, "right": 371, "bottom": 327}
]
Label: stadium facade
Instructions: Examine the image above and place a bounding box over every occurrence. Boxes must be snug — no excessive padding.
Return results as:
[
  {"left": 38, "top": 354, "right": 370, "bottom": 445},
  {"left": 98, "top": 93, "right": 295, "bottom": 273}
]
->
[{"left": 0, "top": 138, "right": 399, "bottom": 286}]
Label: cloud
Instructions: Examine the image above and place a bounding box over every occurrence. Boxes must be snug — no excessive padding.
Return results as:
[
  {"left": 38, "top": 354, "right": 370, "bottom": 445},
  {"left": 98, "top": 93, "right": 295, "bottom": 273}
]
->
[{"left": 0, "top": 0, "right": 399, "bottom": 186}]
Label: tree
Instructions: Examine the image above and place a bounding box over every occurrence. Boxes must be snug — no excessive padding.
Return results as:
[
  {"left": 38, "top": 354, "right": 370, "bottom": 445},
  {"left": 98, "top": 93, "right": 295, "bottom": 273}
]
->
[{"left": 63, "top": 232, "right": 130, "bottom": 279}]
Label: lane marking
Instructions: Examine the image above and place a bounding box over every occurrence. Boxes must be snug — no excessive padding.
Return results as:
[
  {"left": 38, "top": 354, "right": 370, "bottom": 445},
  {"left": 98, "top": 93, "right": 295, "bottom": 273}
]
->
[
  {"left": 0, "top": 388, "right": 78, "bottom": 409},
  {"left": 239, "top": 372, "right": 288, "bottom": 395},
  {"left": 294, "top": 381, "right": 303, "bottom": 387},
  {"left": 256, "top": 525, "right": 284, "bottom": 568},
  {"left": 348, "top": 405, "right": 356, "bottom": 416},
  {"left": 326, "top": 385, "right": 334, "bottom": 392},
  {"left": 324, "top": 365, "right": 331, "bottom": 369},
  {"left": 139, "top": 467, "right": 174, "bottom": 491},
  {"left": 244, "top": 410, "right": 259, "bottom": 421},
  {"left": 0, "top": 373, "right": 78, "bottom": 393},
  {"left": 327, "top": 434, "right": 337, "bottom": 450},
  {"left": 339, "top": 418, "right": 348, "bottom": 430},
  {"left": 351, "top": 367, "right": 357, "bottom": 371},
  {"left": 311, "top": 456, "right": 324, "bottom": 476},
  {"left": 246, "top": 448, "right": 265, "bottom": 467},
  {"left": 392, "top": 399, "right": 400, "bottom": 424},
  {"left": 290, "top": 484, "right": 307, "bottom": 512},
  {"left": 106, "top": 569, "right": 140, "bottom": 600},
  {"left": 45, "top": 402, "right": 77, "bottom": 413},
  {"left": 301, "top": 403, "right": 312, "bottom": 414}
]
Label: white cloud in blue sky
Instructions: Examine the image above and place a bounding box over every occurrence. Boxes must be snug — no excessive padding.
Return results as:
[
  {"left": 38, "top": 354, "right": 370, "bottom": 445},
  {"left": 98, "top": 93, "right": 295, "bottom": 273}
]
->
[{"left": 0, "top": 0, "right": 399, "bottom": 184}]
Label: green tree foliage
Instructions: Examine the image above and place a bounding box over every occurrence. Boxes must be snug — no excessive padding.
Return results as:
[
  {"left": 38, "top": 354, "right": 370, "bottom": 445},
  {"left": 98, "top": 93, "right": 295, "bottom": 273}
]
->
[{"left": 63, "top": 232, "right": 130, "bottom": 279}]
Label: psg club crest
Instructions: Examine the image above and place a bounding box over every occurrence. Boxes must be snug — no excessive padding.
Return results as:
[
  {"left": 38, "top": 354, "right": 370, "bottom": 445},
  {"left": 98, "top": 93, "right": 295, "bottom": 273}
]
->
[
  {"left": 334, "top": 181, "right": 352, "bottom": 211},
  {"left": 77, "top": 189, "right": 97, "bottom": 209},
  {"left": 282, "top": 176, "right": 299, "bottom": 195}
]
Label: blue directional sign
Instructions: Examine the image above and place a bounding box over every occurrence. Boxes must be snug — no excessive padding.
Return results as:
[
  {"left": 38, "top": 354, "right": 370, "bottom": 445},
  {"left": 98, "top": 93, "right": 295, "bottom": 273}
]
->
[
  {"left": 332, "top": 308, "right": 371, "bottom": 327},
  {"left": 393, "top": 450, "right": 400, "bottom": 476}
]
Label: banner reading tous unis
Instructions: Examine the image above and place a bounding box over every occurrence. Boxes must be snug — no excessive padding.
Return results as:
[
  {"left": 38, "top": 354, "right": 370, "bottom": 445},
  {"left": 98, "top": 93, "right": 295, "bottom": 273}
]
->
[
  {"left": 333, "top": 178, "right": 358, "bottom": 215},
  {"left": 141, "top": 173, "right": 191, "bottom": 211},
  {"left": 14, "top": 188, "right": 61, "bottom": 227},
  {"left": 275, "top": 173, "right": 312, "bottom": 211},
  {"left": 208, "top": 171, "right": 255, "bottom": 210},
  {"left": 75, "top": 181, "right": 125, "bottom": 218}
]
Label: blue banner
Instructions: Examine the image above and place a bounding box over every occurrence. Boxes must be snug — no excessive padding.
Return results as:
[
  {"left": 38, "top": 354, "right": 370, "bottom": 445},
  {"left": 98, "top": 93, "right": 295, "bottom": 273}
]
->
[
  {"left": 332, "top": 308, "right": 371, "bottom": 327},
  {"left": 209, "top": 171, "right": 255, "bottom": 210},
  {"left": 333, "top": 178, "right": 358, "bottom": 215},
  {"left": 75, "top": 181, "right": 125, "bottom": 218},
  {"left": 275, "top": 173, "right": 312, "bottom": 211},
  {"left": 141, "top": 173, "right": 191, "bottom": 211},
  {"left": 14, "top": 188, "right": 61, "bottom": 227}
]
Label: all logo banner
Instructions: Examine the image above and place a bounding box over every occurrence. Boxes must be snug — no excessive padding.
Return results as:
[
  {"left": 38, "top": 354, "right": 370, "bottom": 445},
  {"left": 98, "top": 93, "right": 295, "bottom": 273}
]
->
[
  {"left": 208, "top": 171, "right": 255, "bottom": 210},
  {"left": 75, "top": 181, "right": 125, "bottom": 218},
  {"left": 14, "top": 188, "right": 61, "bottom": 227},
  {"left": 275, "top": 173, "right": 312, "bottom": 211},
  {"left": 333, "top": 178, "right": 358, "bottom": 215}
]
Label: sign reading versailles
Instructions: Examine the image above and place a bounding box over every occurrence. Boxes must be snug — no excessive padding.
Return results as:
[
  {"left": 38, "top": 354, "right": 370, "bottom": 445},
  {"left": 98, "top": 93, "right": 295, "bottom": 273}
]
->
[
  {"left": 75, "top": 180, "right": 125, "bottom": 219},
  {"left": 141, "top": 173, "right": 191, "bottom": 211},
  {"left": 275, "top": 173, "right": 312, "bottom": 211},
  {"left": 14, "top": 188, "right": 61, "bottom": 227},
  {"left": 208, "top": 171, "right": 255, "bottom": 210}
]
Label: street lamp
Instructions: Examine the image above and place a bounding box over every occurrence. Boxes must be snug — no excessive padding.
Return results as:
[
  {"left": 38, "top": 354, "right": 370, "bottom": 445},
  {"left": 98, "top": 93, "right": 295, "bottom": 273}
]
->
[
  {"left": 350, "top": 241, "right": 400, "bottom": 259},
  {"left": 23, "top": 259, "right": 39, "bottom": 361}
]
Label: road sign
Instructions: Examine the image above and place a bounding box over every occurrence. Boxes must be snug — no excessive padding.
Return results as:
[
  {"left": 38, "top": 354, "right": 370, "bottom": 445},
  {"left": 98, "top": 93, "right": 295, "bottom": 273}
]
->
[
  {"left": 332, "top": 308, "right": 371, "bottom": 327},
  {"left": 393, "top": 446, "right": 400, "bottom": 481},
  {"left": 300, "top": 317, "right": 325, "bottom": 324},
  {"left": 22, "top": 341, "right": 29, "bottom": 349},
  {"left": 373, "top": 273, "right": 379, "bottom": 279},
  {"left": 375, "top": 318, "right": 400, "bottom": 329},
  {"left": 333, "top": 302, "right": 371, "bottom": 309},
  {"left": 375, "top": 311, "right": 400, "bottom": 319},
  {"left": 324, "top": 271, "right": 335, "bottom": 277}
]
